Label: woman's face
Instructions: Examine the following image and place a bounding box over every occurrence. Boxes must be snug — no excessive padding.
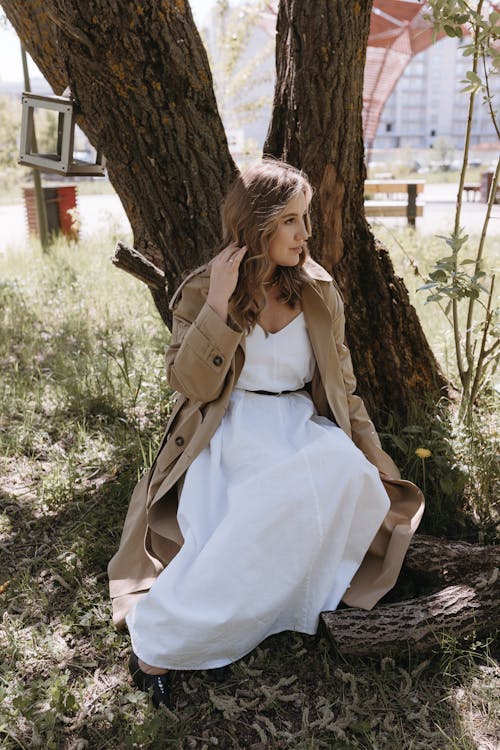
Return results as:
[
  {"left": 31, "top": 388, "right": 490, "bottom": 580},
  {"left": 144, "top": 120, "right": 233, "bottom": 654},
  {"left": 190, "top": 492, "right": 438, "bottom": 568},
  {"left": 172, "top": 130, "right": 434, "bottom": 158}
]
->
[{"left": 267, "top": 191, "right": 310, "bottom": 273}]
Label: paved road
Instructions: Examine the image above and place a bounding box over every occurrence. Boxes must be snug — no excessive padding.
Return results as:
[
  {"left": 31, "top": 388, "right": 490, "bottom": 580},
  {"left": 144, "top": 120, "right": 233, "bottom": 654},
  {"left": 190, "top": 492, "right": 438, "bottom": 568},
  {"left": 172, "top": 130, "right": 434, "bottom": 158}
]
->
[{"left": 1, "top": 184, "right": 499, "bottom": 254}]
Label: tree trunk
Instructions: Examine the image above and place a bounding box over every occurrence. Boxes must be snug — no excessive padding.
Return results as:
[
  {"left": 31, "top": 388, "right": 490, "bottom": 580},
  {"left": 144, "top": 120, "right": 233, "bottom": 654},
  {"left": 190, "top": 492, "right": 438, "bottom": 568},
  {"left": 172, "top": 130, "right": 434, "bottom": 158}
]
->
[
  {"left": 321, "top": 536, "right": 500, "bottom": 655},
  {"left": 2, "top": 0, "right": 445, "bottom": 416},
  {"left": 264, "top": 0, "right": 446, "bottom": 419}
]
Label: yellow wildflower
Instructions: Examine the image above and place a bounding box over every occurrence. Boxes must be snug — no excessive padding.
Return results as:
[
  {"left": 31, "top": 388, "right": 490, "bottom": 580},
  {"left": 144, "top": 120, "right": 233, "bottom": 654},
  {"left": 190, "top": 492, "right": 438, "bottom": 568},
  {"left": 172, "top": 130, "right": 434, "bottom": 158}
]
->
[{"left": 415, "top": 447, "right": 432, "bottom": 459}]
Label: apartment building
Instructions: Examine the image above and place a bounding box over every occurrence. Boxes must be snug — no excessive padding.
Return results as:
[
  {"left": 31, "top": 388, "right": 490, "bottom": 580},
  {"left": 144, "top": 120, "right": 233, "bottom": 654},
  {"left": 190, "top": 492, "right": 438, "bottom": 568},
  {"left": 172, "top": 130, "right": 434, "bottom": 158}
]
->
[{"left": 374, "top": 35, "right": 499, "bottom": 149}]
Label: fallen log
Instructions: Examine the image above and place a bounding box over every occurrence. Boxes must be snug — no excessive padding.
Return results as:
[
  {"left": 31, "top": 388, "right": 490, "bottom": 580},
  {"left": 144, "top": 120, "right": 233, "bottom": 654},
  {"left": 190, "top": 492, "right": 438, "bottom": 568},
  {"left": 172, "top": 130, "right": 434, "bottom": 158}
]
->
[
  {"left": 404, "top": 534, "right": 500, "bottom": 583},
  {"left": 321, "top": 541, "right": 499, "bottom": 656}
]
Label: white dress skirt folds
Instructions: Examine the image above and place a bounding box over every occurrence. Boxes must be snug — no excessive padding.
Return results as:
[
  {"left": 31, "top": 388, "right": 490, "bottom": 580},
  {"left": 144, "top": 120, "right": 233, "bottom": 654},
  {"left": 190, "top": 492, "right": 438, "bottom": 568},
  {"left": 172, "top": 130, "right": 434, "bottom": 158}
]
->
[{"left": 126, "top": 312, "right": 391, "bottom": 670}]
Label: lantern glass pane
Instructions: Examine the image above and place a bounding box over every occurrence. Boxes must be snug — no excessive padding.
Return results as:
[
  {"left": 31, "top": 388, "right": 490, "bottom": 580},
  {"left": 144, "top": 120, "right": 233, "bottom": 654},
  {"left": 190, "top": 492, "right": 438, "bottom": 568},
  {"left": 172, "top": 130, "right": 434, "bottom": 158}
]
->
[{"left": 28, "top": 107, "right": 64, "bottom": 162}]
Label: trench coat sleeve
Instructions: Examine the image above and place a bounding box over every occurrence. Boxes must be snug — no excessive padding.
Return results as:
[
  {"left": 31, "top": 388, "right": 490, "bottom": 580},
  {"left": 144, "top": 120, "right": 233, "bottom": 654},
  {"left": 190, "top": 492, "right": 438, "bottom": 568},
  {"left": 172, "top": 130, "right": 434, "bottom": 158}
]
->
[
  {"left": 166, "top": 280, "right": 244, "bottom": 403},
  {"left": 330, "top": 286, "right": 400, "bottom": 478}
]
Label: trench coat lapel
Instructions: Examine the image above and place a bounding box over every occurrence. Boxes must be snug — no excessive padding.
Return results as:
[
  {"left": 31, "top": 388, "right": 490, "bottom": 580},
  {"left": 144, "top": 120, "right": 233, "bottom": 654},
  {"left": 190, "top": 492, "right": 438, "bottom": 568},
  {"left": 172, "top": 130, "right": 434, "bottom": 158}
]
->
[
  {"left": 301, "top": 267, "right": 353, "bottom": 436},
  {"left": 301, "top": 278, "right": 332, "bottom": 385}
]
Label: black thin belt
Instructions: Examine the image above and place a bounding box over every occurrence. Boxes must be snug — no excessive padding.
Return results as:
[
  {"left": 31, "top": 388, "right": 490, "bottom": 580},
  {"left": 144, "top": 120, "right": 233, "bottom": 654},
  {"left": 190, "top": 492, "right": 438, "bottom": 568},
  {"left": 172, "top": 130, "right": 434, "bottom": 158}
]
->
[{"left": 248, "top": 388, "right": 302, "bottom": 396}]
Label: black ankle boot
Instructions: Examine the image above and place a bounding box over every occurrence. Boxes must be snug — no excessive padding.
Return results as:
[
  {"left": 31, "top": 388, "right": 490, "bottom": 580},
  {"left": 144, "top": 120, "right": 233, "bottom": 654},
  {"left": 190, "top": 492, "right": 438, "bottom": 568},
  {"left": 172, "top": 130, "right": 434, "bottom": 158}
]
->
[{"left": 128, "top": 651, "right": 172, "bottom": 708}]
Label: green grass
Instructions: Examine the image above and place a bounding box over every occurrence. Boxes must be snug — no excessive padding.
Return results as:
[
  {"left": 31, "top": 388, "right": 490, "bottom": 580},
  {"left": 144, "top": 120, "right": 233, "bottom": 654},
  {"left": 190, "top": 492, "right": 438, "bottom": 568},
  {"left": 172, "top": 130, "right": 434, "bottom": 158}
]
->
[{"left": 0, "top": 232, "right": 498, "bottom": 749}]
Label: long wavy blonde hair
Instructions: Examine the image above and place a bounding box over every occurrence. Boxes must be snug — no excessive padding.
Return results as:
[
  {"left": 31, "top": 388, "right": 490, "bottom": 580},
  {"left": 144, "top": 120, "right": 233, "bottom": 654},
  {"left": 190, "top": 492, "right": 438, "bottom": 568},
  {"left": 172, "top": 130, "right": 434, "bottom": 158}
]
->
[{"left": 218, "top": 158, "right": 313, "bottom": 333}]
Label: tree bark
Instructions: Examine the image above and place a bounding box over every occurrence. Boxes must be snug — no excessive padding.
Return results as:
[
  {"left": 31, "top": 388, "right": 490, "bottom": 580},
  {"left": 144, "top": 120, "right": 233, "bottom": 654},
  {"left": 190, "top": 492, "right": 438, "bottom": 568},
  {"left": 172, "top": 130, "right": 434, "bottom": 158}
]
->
[
  {"left": 404, "top": 534, "right": 500, "bottom": 583},
  {"left": 2, "top": 0, "right": 447, "bottom": 419},
  {"left": 113, "top": 240, "right": 170, "bottom": 327},
  {"left": 321, "top": 536, "right": 500, "bottom": 655},
  {"left": 264, "top": 0, "right": 446, "bottom": 419}
]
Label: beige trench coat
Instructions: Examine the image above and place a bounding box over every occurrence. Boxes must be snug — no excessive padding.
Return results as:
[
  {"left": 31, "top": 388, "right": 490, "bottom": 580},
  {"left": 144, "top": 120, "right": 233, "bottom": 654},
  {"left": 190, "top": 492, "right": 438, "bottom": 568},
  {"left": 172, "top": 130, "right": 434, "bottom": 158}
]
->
[{"left": 108, "top": 257, "right": 424, "bottom": 628}]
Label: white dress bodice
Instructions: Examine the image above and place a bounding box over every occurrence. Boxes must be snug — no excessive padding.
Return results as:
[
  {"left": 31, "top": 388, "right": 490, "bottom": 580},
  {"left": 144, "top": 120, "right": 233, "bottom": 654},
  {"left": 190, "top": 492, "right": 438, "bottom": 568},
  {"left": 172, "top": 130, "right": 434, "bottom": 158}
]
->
[{"left": 235, "top": 312, "right": 316, "bottom": 392}]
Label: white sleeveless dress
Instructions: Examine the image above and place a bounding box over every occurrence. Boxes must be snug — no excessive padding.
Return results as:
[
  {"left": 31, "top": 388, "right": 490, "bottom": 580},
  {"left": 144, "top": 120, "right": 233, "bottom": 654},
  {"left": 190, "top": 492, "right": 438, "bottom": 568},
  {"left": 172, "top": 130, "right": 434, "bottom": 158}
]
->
[{"left": 126, "top": 313, "right": 391, "bottom": 669}]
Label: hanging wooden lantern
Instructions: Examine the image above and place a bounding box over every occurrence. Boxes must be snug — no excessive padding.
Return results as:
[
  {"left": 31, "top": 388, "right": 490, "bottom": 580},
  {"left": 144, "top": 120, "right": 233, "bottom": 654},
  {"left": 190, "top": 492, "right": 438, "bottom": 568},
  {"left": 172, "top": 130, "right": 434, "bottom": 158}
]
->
[{"left": 19, "top": 91, "right": 106, "bottom": 177}]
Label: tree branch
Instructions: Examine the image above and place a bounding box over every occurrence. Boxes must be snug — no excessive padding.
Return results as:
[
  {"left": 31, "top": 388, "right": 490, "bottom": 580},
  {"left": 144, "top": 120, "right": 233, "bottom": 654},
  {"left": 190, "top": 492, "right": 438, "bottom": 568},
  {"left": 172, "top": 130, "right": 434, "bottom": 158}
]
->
[{"left": 112, "top": 241, "right": 171, "bottom": 329}]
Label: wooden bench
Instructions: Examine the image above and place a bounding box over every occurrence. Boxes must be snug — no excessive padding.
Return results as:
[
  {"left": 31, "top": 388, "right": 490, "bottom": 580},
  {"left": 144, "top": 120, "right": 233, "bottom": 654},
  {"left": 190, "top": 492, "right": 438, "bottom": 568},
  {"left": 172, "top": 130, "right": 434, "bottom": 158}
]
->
[
  {"left": 364, "top": 180, "right": 425, "bottom": 226},
  {"left": 463, "top": 183, "right": 480, "bottom": 202}
]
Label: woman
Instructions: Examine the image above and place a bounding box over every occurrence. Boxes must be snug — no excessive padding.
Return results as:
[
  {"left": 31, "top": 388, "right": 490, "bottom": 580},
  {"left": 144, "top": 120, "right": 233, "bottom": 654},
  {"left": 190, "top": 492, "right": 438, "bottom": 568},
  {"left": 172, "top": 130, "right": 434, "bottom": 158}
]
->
[{"left": 108, "top": 159, "right": 424, "bottom": 707}]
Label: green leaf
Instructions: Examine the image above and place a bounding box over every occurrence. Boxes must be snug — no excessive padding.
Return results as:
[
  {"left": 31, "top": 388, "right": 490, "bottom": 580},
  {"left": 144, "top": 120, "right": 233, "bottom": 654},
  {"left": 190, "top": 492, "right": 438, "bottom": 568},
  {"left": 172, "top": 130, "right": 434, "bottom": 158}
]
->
[
  {"left": 466, "top": 70, "right": 482, "bottom": 84},
  {"left": 391, "top": 435, "right": 408, "bottom": 452},
  {"left": 460, "top": 259, "right": 476, "bottom": 265},
  {"left": 439, "top": 475, "right": 454, "bottom": 495},
  {"left": 445, "top": 234, "right": 469, "bottom": 251},
  {"left": 434, "top": 263, "right": 454, "bottom": 274},
  {"left": 429, "top": 269, "right": 448, "bottom": 282}
]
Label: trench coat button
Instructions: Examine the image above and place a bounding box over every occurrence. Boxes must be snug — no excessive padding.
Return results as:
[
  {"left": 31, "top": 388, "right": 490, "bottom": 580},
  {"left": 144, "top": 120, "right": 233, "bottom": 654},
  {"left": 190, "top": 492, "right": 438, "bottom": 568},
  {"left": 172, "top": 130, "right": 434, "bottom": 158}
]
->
[
  {"left": 213, "top": 355, "right": 223, "bottom": 366},
  {"left": 175, "top": 436, "right": 185, "bottom": 446}
]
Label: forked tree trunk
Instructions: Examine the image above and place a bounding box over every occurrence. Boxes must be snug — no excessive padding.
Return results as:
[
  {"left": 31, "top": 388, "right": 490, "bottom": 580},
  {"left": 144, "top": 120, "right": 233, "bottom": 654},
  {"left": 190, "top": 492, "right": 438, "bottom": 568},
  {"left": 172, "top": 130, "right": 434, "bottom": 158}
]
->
[
  {"left": 264, "top": 0, "right": 446, "bottom": 419},
  {"left": 2, "top": 0, "right": 445, "bottom": 420}
]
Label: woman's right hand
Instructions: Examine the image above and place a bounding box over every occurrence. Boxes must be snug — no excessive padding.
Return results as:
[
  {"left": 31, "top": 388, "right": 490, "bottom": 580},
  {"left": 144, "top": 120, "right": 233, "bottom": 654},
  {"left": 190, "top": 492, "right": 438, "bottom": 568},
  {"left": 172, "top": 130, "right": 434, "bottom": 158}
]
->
[{"left": 207, "top": 244, "right": 247, "bottom": 321}]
